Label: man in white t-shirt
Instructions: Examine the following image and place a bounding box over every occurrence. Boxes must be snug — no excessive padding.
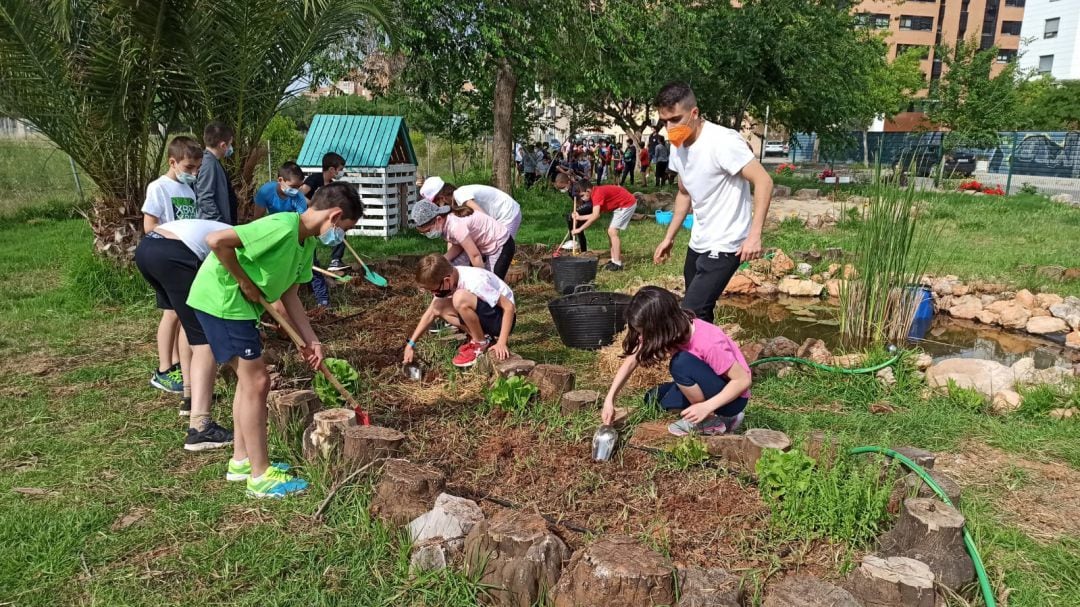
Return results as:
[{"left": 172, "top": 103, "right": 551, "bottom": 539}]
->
[
  {"left": 652, "top": 82, "right": 773, "bottom": 324},
  {"left": 420, "top": 176, "right": 523, "bottom": 237}
]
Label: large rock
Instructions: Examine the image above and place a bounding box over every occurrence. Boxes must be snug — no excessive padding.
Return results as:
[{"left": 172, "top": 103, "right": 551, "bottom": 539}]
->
[
  {"left": 466, "top": 510, "right": 570, "bottom": 607},
  {"left": 770, "top": 250, "right": 796, "bottom": 277},
  {"left": 1026, "top": 316, "right": 1069, "bottom": 335},
  {"left": 826, "top": 278, "right": 842, "bottom": 298},
  {"left": 1036, "top": 293, "right": 1064, "bottom": 309},
  {"left": 795, "top": 188, "right": 820, "bottom": 199},
  {"left": 990, "top": 389, "right": 1023, "bottom": 415},
  {"left": 772, "top": 185, "right": 792, "bottom": 198},
  {"left": 1066, "top": 331, "right": 1080, "bottom": 350},
  {"left": 762, "top": 574, "right": 861, "bottom": 607},
  {"left": 778, "top": 277, "right": 824, "bottom": 297},
  {"left": 723, "top": 274, "right": 757, "bottom": 295},
  {"left": 676, "top": 566, "right": 743, "bottom": 607},
  {"left": 948, "top": 297, "right": 983, "bottom": 320},
  {"left": 761, "top": 336, "right": 799, "bottom": 358},
  {"left": 796, "top": 338, "right": 832, "bottom": 364},
  {"left": 1050, "top": 297, "right": 1080, "bottom": 331},
  {"left": 926, "top": 358, "right": 1015, "bottom": 398},
  {"left": 1015, "top": 289, "right": 1036, "bottom": 309},
  {"left": 409, "top": 493, "right": 485, "bottom": 544},
  {"left": 411, "top": 537, "right": 465, "bottom": 573},
  {"left": 987, "top": 300, "right": 1031, "bottom": 329},
  {"left": 1051, "top": 193, "right": 1075, "bottom": 204},
  {"left": 552, "top": 536, "right": 674, "bottom": 607}
]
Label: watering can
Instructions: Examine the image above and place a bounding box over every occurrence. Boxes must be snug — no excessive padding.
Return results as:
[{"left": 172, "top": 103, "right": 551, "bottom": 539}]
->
[{"left": 592, "top": 425, "right": 619, "bottom": 461}]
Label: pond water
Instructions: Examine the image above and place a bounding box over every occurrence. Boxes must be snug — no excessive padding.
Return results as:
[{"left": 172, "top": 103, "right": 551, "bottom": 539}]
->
[{"left": 720, "top": 296, "right": 1077, "bottom": 370}]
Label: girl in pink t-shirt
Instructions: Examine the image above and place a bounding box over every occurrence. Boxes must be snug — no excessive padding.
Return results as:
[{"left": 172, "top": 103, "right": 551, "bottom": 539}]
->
[
  {"left": 412, "top": 200, "right": 516, "bottom": 279},
  {"left": 601, "top": 286, "right": 751, "bottom": 437}
]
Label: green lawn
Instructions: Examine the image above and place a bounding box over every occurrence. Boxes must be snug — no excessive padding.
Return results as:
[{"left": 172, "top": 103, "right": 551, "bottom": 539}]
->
[{"left": 1, "top": 179, "right": 1078, "bottom": 606}]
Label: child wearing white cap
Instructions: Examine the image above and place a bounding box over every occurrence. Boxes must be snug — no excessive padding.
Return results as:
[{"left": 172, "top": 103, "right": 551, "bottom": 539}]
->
[
  {"left": 410, "top": 198, "right": 516, "bottom": 280},
  {"left": 419, "top": 176, "right": 522, "bottom": 237}
]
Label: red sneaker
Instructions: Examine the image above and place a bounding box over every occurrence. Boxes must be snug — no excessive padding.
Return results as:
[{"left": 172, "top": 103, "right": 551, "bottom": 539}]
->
[{"left": 452, "top": 339, "right": 489, "bottom": 368}]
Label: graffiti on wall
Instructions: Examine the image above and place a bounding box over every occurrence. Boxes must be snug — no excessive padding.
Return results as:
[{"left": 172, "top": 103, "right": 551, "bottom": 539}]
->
[{"left": 988, "top": 132, "right": 1080, "bottom": 179}]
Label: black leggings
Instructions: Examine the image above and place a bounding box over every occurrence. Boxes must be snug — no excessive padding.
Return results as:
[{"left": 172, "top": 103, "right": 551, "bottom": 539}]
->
[{"left": 489, "top": 236, "right": 516, "bottom": 280}]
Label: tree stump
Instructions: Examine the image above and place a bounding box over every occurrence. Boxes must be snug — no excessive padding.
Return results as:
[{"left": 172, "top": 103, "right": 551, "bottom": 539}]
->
[
  {"left": 878, "top": 498, "right": 974, "bottom": 591},
  {"left": 551, "top": 536, "right": 674, "bottom": 607},
  {"left": 464, "top": 509, "right": 570, "bottom": 607},
  {"left": 892, "top": 446, "right": 936, "bottom": 470},
  {"left": 846, "top": 555, "right": 936, "bottom": 607},
  {"left": 560, "top": 389, "right": 600, "bottom": 415},
  {"left": 267, "top": 389, "right": 321, "bottom": 433},
  {"left": 903, "top": 470, "right": 962, "bottom": 507},
  {"left": 528, "top": 364, "right": 576, "bottom": 402},
  {"left": 301, "top": 408, "right": 356, "bottom": 462},
  {"left": 805, "top": 430, "right": 839, "bottom": 466},
  {"left": 343, "top": 425, "right": 405, "bottom": 468},
  {"left": 504, "top": 264, "right": 528, "bottom": 285},
  {"left": 762, "top": 574, "right": 861, "bottom": 607},
  {"left": 705, "top": 429, "right": 791, "bottom": 472},
  {"left": 676, "top": 566, "right": 743, "bottom": 607},
  {"left": 495, "top": 358, "right": 537, "bottom": 380},
  {"left": 369, "top": 459, "right": 447, "bottom": 527}
]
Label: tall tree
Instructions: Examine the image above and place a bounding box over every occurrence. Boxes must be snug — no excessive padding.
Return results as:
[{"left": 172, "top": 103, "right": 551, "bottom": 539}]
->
[
  {"left": 1014, "top": 76, "right": 1080, "bottom": 131},
  {"left": 926, "top": 39, "right": 1019, "bottom": 149},
  {"left": 0, "top": 0, "right": 390, "bottom": 259}
]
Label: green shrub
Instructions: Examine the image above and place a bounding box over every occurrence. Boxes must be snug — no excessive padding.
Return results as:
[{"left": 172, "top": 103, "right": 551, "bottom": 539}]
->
[
  {"left": 313, "top": 358, "right": 362, "bottom": 408},
  {"left": 756, "top": 448, "right": 895, "bottom": 546},
  {"left": 662, "top": 436, "right": 710, "bottom": 470},
  {"left": 66, "top": 253, "right": 151, "bottom": 307},
  {"left": 485, "top": 376, "right": 538, "bottom": 415}
]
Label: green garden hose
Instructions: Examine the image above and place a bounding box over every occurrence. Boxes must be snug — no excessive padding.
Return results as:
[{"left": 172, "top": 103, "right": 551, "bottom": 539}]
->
[
  {"left": 749, "top": 350, "right": 902, "bottom": 374},
  {"left": 848, "top": 446, "right": 996, "bottom": 607}
]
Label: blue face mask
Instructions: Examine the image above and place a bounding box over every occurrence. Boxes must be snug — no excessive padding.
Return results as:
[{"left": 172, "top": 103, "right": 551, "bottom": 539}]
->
[
  {"left": 224, "top": 145, "right": 234, "bottom": 158},
  {"left": 282, "top": 185, "right": 300, "bottom": 197},
  {"left": 177, "top": 172, "right": 197, "bottom": 186},
  {"left": 318, "top": 225, "right": 345, "bottom": 247}
]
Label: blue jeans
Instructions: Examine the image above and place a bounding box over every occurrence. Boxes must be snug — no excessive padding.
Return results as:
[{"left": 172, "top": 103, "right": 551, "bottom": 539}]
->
[
  {"left": 311, "top": 250, "right": 329, "bottom": 305},
  {"left": 646, "top": 351, "right": 748, "bottom": 417}
]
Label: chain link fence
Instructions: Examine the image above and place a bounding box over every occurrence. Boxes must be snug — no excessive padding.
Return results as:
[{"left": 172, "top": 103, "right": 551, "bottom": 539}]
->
[
  {"left": 785, "top": 130, "right": 1080, "bottom": 200},
  {"left": 0, "top": 137, "right": 94, "bottom": 215}
]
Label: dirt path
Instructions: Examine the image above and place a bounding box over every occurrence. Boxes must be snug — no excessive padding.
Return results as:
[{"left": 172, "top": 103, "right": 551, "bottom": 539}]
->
[
  {"left": 767, "top": 196, "right": 849, "bottom": 221},
  {"left": 937, "top": 441, "right": 1080, "bottom": 541}
]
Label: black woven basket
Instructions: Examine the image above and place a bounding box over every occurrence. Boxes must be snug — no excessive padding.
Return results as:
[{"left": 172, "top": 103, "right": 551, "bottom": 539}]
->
[
  {"left": 548, "top": 288, "right": 632, "bottom": 350},
  {"left": 550, "top": 255, "right": 598, "bottom": 295}
]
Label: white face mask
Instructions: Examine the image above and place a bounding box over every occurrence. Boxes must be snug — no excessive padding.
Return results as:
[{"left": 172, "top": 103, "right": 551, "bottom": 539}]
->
[{"left": 424, "top": 229, "right": 443, "bottom": 240}]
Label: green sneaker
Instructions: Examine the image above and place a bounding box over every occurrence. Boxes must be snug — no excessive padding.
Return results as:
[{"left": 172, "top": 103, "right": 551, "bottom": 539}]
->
[
  {"left": 227, "top": 459, "right": 291, "bottom": 481},
  {"left": 246, "top": 466, "right": 308, "bottom": 499},
  {"left": 150, "top": 364, "right": 184, "bottom": 393}
]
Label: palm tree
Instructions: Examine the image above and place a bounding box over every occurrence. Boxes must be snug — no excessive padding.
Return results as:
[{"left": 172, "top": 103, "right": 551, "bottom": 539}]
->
[{"left": 0, "top": 0, "right": 389, "bottom": 260}]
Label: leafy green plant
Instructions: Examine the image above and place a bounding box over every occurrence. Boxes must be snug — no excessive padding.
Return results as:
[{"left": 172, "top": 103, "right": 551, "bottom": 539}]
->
[
  {"left": 313, "top": 358, "right": 362, "bottom": 408},
  {"left": 663, "top": 436, "right": 710, "bottom": 470},
  {"left": 756, "top": 448, "right": 895, "bottom": 546},
  {"left": 1018, "top": 183, "right": 1039, "bottom": 196},
  {"left": 486, "top": 376, "right": 539, "bottom": 415}
]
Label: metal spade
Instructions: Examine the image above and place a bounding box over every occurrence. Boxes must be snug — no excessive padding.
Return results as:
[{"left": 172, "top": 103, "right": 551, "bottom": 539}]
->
[{"left": 592, "top": 425, "right": 619, "bottom": 462}]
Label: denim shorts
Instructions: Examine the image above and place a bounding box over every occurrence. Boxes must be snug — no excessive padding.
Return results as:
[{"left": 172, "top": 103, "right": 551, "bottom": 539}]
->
[{"left": 194, "top": 310, "right": 263, "bottom": 364}]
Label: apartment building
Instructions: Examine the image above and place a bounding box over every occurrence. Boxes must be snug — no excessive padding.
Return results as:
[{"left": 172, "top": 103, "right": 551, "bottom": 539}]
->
[
  {"left": 1018, "top": 0, "right": 1080, "bottom": 79},
  {"left": 855, "top": 0, "right": 1025, "bottom": 78}
]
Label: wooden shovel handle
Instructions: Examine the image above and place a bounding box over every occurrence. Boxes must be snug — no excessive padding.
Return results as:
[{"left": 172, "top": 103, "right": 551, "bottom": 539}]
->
[
  {"left": 312, "top": 266, "right": 346, "bottom": 279},
  {"left": 342, "top": 238, "right": 365, "bottom": 267},
  {"left": 258, "top": 297, "right": 362, "bottom": 410}
]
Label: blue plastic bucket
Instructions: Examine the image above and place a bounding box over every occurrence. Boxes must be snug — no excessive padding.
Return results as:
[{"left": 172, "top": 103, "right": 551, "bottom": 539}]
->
[
  {"left": 906, "top": 285, "right": 934, "bottom": 341},
  {"left": 655, "top": 210, "right": 673, "bottom": 226},
  {"left": 683, "top": 215, "right": 694, "bottom": 230}
]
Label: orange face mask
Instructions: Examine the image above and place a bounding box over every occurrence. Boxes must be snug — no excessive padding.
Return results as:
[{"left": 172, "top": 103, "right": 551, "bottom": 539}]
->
[{"left": 667, "top": 123, "right": 693, "bottom": 148}]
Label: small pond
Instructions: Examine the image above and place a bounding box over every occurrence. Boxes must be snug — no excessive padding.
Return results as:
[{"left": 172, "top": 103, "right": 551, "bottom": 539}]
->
[{"left": 720, "top": 296, "right": 1077, "bottom": 370}]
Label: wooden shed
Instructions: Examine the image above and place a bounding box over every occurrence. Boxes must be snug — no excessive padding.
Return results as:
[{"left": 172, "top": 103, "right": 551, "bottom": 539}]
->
[{"left": 297, "top": 114, "right": 418, "bottom": 237}]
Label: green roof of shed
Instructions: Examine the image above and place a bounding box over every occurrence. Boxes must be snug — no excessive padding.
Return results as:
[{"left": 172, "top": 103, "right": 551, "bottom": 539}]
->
[{"left": 297, "top": 115, "right": 417, "bottom": 168}]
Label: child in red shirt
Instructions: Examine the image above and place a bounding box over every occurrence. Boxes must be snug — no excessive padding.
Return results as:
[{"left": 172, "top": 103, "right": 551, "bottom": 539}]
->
[
  {"left": 571, "top": 180, "right": 638, "bottom": 271},
  {"left": 601, "top": 287, "right": 751, "bottom": 436}
]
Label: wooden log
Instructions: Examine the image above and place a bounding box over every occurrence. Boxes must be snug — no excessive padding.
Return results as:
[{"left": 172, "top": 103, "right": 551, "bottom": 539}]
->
[
  {"left": 551, "top": 536, "right": 674, "bottom": 607},
  {"left": 368, "top": 458, "right": 447, "bottom": 527},
  {"left": 676, "top": 566, "right": 743, "bottom": 607},
  {"left": 705, "top": 429, "right": 791, "bottom": 472},
  {"left": 846, "top": 555, "right": 936, "bottom": 607},
  {"left": 804, "top": 430, "right": 838, "bottom": 466},
  {"left": 878, "top": 498, "right": 974, "bottom": 591},
  {"left": 267, "top": 389, "right": 321, "bottom": 433},
  {"left": 903, "top": 470, "right": 962, "bottom": 507},
  {"left": 504, "top": 264, "right": 528, "bottom": 285},
  {"left": 892, "top": 446, "right": 936, "bottom": 470},
  {"left": 476, "top": 354, "right": 537, "bottom": 380},
  {"left": 343, "top": 425, "right": 405, "bottom": 468},
  {"left": 301, "top": 408, "right": 356, "bottom": 462},
  {"left": 528, "top": 364, "right": 576, "bottom": 402},
  {"left": 560, "top": 389, "right": 601, "bottom": 415},
  {"left": 464, "top": 509, "right": 570, "bottom": 607},
  {"left": 762, "top": 574, "right": 861, "bottom": 607}
]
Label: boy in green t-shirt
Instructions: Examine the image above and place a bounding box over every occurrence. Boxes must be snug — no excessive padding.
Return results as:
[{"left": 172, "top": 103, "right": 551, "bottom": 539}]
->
[{"left": 188, "top": 182, "right": 362, "bottom": 499}]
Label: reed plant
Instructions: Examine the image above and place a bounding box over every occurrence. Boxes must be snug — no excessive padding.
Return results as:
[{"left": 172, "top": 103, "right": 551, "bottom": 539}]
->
[{"left": 839, "top": 166, "right": 938, "bottom": 347}]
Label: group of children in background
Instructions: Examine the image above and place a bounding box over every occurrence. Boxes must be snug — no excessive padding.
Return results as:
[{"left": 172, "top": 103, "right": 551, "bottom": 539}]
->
[
  {"left": 135, "top": 130, "right": 751, "bottom": 501},
  {"left": 516, "top": 135, "right": 672, "bottom": 189}
]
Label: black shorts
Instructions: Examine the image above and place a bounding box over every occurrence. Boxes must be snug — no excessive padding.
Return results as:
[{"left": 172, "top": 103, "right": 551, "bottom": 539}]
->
[
  {"left": 476, "top": 298, "right": 517, "bottom": 339},
  {"left": 194, "top": 311, "right": 263, "bottom": 364},
  {"left": 134, "top": 234, "right": 208, "bottom": 346},
  {"left": 487, "top": 236, "right": 516, "bottom": 280}
]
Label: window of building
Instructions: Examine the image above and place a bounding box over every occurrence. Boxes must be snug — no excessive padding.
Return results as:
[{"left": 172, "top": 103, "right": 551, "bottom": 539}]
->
[
  {"left": 896, "top": 44, "right": 931, "bottom": 59},
  {"left": 1039, "top": 55, "right": 1054, "bottom": 74},
  {"left": 899, "top": 15, "right": 935, "bottom": 31},
  {"left": 855, "top": 13, "right": 890, "bottom": 29},
  {"left": 997, "top": 49, "right": 1018, "bottom": 63},
  {"left": 1045, "top": 18, "right": 1059, "bottom": 38},
  {"left": 1000, "top": 21, "right": 1022, "bottom": 35},
  {"left": 1004, "top": 0, "right": 1025, "bottom": 6}
]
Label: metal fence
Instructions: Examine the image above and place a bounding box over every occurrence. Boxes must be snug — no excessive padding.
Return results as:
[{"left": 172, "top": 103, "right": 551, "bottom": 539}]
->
[{"left": 787, "top": 130, "right": 1080, "bottom": 199}]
